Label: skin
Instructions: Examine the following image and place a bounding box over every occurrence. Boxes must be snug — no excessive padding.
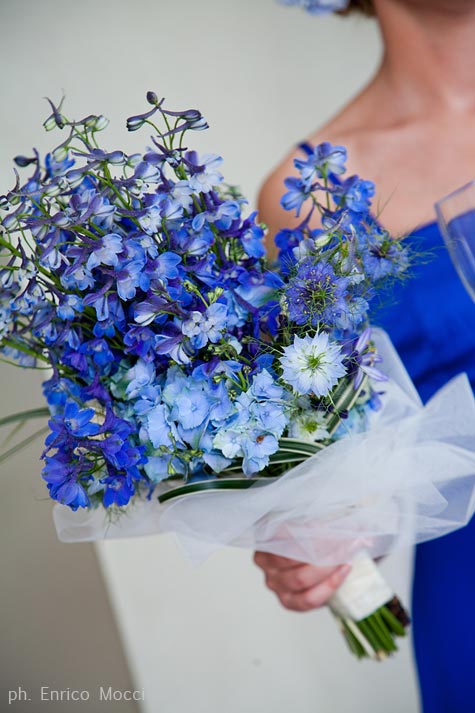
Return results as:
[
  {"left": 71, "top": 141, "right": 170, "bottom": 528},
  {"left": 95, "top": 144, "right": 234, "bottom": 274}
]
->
[{"left": 254, "top": 0, "right": 475, "bottom": 612}]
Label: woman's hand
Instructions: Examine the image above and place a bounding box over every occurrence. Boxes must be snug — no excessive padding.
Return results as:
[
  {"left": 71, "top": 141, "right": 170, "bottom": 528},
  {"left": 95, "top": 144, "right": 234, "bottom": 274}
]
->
[{"left": 253, "top": 552, "right": 351, "bottom": 613}]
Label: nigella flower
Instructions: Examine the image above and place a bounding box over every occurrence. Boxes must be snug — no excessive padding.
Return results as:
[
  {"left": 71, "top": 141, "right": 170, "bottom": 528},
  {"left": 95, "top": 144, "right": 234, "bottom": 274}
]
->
[
  {"left": 285, "top": 259, "right": 349, "bottom": 328},
  {"left": 287, "top": 400, "right": 330, "bottom": 443},
  {"left": 275, "top": 227, "right": 305, "bottom": 274},
  {"left": 363, "top": 231, "right": 410, "bottom": 281},
  {"left": 279, "top": 332, "right": 346, "bottom": 396}
]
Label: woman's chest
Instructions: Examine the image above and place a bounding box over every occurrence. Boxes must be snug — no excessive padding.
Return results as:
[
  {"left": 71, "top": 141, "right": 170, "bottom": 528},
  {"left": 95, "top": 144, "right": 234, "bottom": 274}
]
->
[{"left": 339, "top": 120, "right": 475, "bottom": 236}]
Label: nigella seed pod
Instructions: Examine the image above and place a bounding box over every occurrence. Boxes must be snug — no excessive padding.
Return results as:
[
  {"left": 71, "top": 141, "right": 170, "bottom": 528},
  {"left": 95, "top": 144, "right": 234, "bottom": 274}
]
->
[
  {"left": 146, "top": 91, "right": 159, "bottom": 106},
  {"left": 14, "top": 155, "right": 37, "bottom": 168},
  {"left": 7, "top": 193, "right": 21, "bottom": 207}
]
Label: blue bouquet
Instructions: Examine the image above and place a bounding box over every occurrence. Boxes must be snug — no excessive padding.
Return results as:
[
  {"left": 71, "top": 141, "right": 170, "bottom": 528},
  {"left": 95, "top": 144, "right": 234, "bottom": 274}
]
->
[{"left": 2, "top": 93, "right": 475, "bottom": 660}]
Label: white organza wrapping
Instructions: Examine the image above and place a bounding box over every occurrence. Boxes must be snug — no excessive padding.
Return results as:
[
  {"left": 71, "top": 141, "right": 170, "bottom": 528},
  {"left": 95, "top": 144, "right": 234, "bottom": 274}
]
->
[{"left": 53, "top": 329, "right": 475, "bottom": 567}]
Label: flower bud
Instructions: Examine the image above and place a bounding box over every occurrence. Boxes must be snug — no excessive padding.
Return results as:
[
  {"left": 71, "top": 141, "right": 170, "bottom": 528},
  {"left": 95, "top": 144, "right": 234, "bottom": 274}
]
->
[
  {"left": 43, "top": 114, "right": 57, "bottom": 132},
  {"left": 44, "top": 182, "right": 62, "bottom": 197},
  {"left": 13, "top": 155, "right": 37, "bottom": 168},
  {"left": 314, "top": 232, "right": 332, "bottom": 248},
  {"left": 187, "top": 116, "right": 209, "bottom": 132},
  {"left": 94, "top": 115, "right": 109, "bottom": 131},
  {"left": 126, "top": 116, "right": 146, "bottom": 132},
  {"left": 53, "top": 146, "right": 68, "bottom": 163},
  {"left": 2, "top": 213, "right": 20, "bottom": 230},
  {"left": 52, "top": 212, "right": 70, "bottom": 227},
  {"left": 65, "top": 169, "right": 85, "bottom": 188},
  {"left": 108, "top": 151, "right": 126, "bottom": 165},
  {"left": 127, "top": 153, "right": 142, "bottom": 168},
  {"left": 0, "top": 195, "right": 11, "bottom": 211},
  {"left": 146, "top": 91, "right": 159, "bottom": 106}
]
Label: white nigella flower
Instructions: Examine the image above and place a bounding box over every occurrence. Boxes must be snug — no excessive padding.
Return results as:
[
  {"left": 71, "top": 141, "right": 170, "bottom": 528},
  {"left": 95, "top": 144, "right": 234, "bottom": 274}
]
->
[
  {"left": 279, "top": 332, "right": 346, "bottom": 396},
  {"left": 288, "top": 406, "right": 330, "bottom": 443}
]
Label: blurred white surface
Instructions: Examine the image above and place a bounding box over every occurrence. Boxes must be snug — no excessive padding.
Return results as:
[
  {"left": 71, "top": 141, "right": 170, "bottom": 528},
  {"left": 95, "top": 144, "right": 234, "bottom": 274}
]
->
[
  {"left": 0, "top": 1, "right": 419, "bottom": 711},
  {"left": 98, "top": 537, "right": 417, "bottom": 713}
]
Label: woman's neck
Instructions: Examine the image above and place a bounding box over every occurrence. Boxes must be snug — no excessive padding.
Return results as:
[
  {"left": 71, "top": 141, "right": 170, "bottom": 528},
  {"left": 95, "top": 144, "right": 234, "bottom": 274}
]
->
[{"left": 371, "top": 0, "right": 475, "bottom": 120}]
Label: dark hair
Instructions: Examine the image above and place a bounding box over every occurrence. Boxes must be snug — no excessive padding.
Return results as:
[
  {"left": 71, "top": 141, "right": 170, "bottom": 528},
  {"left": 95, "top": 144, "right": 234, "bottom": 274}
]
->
[{"left": 338, "top": 0, "right": 375, "bottom": 16}]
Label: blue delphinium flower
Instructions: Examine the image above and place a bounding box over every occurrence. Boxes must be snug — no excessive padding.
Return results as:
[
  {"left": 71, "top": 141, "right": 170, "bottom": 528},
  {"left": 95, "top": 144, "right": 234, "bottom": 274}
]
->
[
  {"left": 0, "top": 91, "right": 411, "bottom": 512},
  {"left": 181, "top": 302, "right": 228, "bottom": 349},
  {"left": 281, "top": 176, "right": 312, "bottom": 217},
  {"left": 363, "top": 230, "right": 410, "bottom": 281},
  {"left": 294, "top": 142, "right": 347, "bottom": 185},
  {"left": 334, "top": 176, "right": 375, "bottom": 213},
  {"left": 42, "top": 454, "right": 90, "bottom": 511}
]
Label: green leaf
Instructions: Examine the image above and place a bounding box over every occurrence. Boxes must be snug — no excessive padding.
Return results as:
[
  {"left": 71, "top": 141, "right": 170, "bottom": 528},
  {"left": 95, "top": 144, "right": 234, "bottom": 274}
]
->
[
  {"left": 0, "top": 407, "right": 50, "bottom": 428},
  {"left": 0, "top": 425, "right": 49, "bottom": 465},
  {"left": 158, "top": 476, "right": 278, "bottom": 504}
]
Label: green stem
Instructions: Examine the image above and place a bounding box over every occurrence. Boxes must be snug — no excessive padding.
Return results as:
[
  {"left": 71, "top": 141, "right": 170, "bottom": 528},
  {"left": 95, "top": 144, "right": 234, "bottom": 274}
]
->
[{"left": 0, "top": 407, "right": 50, "bottom": 428}]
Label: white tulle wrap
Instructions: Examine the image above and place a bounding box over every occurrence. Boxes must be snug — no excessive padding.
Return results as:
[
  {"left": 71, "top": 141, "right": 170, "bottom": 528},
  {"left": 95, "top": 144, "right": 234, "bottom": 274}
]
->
[{"left": 53, "top": 329, "right": 475, "bottom": 581}]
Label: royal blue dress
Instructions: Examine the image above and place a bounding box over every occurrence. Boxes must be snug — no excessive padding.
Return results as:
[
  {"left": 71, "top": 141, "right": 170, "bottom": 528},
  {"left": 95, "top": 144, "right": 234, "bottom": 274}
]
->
[{"left": 376, "top": 220, "right": 475, "bottom": 713}]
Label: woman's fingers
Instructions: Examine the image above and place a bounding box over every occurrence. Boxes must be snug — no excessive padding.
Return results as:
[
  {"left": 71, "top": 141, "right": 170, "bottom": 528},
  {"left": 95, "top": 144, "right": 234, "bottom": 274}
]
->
[
  {"left": 253, "top": 550, "right": 352, "bottom": 612},
  {"left": 276, "top": 565, "right": 351, "bottom": 612},
  {"left": 253, "top": 551, "right": 305, "bottom": 571},
  {"left": 265, "top": 563, "right": 339, "bottom": 594}
]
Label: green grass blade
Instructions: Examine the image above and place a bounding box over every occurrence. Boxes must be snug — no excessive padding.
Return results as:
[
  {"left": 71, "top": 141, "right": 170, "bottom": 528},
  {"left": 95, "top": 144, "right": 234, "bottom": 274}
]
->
[
  {"left": 0, "top": 407, "right": 50, "bottom": 428},
  {"left": 0, "top": 425, "right": 49, "bottom": 465}
]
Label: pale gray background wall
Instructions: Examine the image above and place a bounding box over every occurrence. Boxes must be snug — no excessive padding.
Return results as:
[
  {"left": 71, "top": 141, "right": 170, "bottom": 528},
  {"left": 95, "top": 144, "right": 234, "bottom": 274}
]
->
[{"left": 0, "top": 1, "right": 420, "bottom": 712}]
